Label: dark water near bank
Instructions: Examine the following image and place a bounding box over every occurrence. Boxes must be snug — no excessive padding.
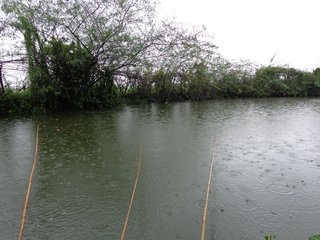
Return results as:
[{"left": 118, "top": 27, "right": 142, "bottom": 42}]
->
[{"left": 1, "top": 98, "right": 320, "bottom": 240}]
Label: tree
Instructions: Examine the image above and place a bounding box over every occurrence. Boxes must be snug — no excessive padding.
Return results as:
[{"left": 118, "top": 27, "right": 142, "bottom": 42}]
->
[
  {"left": 0, "top": 62, "right": 3, "bottom": 93},
  {"left": 1, "top": 0, "right": 221, "bottom": 107},
  {"left": 1, "top": 0, "right": 159, "bottom": 107}
]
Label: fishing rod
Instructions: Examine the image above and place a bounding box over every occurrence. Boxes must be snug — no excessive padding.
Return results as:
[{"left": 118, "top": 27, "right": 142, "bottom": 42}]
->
[
  {"left": 201, "top": 139, "right": 216, "bottom": 240},
  {"left": 120, "top": 141, "right": 142, "bottom": 240},
  {"left": 18, "top": 124, "right": 40, "bottom": 240}
]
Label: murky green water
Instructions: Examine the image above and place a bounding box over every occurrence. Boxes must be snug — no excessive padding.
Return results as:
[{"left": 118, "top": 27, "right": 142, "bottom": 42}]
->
[{"left": 1, "top": 98, "right": 320, "bottom": 240}]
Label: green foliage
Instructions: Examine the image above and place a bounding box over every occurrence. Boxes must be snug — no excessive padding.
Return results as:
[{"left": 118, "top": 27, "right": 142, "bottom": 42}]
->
[
  {"left": 218, "top": 74, "right": 242, "bottom": 97},
  {"left": 42, "top": 39, "right": 97, "bottom": 110},
  {"left": 264, "top": 235, "right": 276, "bottom": 240},
  {"left": 2, "top": 0, "right": 320, "bottom": 115},
  {"left": 0, "top": 89, "right": 32, "bottom": 115},
  {"left": 152, "top": 69, "right": 175, "bottom": 102},
  {"left": 84, "top": 80, "right": 120, "bottom": 109},
  {"left": 313, "top": 68, "right": 320, "bottom": 87},
  {"left": 309, "top": 234, "right": 320, "bottom": 240},
  {"left": 253, "top": 66, "right": 318, "bottom": 97},
  {"left": 124, "top": 63, "right": 320, "bottom": 103},
  {"left": 185, "top": 63, "right": 214, "bottom": 100}
]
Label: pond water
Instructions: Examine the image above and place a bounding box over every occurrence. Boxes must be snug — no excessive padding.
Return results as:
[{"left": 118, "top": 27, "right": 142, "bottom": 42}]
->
[{"left": 1, "top": 98, "right": 320, "bottom": 240}]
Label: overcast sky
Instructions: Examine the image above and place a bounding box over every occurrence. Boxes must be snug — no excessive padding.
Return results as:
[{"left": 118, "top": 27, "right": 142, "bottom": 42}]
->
[{"left": 158, "top": 0, "right": 320, "bottom": 70}]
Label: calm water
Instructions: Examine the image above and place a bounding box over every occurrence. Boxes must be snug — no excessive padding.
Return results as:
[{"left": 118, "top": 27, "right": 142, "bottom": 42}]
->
[{"left": 1, "top": 98, "right": 320, "bottom": 240}]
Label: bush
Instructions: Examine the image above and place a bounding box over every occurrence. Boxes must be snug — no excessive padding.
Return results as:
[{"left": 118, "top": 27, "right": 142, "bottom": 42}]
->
[{"left": 0, "top": 89, "right": 32, "bottom": 115}]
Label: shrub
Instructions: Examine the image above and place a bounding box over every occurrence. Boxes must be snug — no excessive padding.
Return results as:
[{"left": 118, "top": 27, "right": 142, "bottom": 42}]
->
[{"left": 0, "top": 89, "right": 32, "bottom": 115}]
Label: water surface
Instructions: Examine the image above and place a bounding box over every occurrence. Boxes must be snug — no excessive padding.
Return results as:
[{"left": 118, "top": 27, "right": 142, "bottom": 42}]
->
[{"left": 1, "top": 98, "right": 320, "bottom": 239}]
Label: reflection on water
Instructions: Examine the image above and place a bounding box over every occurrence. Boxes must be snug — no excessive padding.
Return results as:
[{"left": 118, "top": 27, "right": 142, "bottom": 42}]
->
[
  {"left": 0, "top": 119, "right": 35, "bottom": 239},
  {"left": 1, "top": 98, "right": 320, "bottom": 239}
]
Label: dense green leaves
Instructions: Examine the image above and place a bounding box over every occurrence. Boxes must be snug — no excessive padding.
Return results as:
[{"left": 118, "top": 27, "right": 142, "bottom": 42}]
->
[{"left": 0, "top": 89, "right": 32, "bottom": 115}]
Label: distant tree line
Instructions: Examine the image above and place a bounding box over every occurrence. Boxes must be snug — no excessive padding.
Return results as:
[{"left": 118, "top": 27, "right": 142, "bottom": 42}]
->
[{"left": 0, "top": 0, "right": 320, "bottom": 115}]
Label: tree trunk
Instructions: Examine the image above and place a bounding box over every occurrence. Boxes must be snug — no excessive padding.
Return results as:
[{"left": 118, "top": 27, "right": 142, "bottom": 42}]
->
[{"left": 0, "top": 63, "right": 4, "bottom": 93}]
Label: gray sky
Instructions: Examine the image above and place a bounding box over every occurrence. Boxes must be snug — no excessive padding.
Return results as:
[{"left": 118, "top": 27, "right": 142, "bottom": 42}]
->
[{"left": 158, "top": 0, "right": 320, "bottom": 70}]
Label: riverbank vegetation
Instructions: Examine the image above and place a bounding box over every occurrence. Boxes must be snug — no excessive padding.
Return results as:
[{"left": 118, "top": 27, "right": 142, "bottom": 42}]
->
[{"left": 1, "top": 0, "right": 320, "bottom": 115}]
